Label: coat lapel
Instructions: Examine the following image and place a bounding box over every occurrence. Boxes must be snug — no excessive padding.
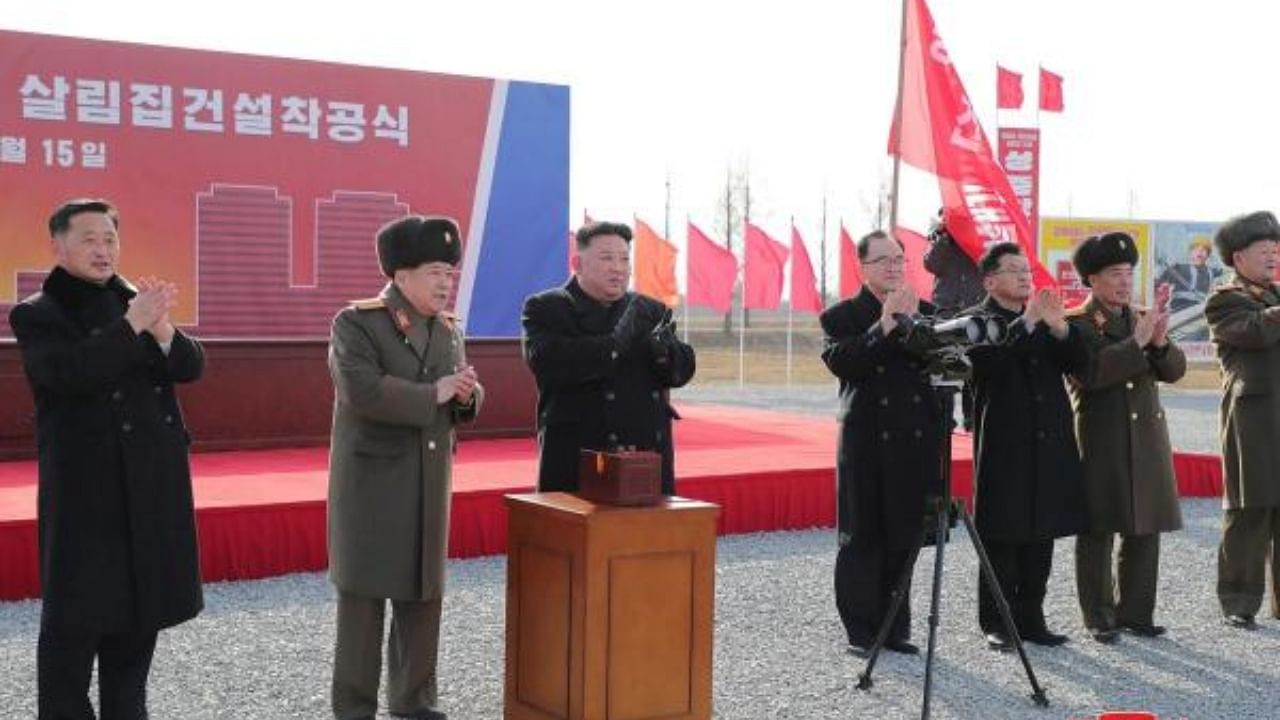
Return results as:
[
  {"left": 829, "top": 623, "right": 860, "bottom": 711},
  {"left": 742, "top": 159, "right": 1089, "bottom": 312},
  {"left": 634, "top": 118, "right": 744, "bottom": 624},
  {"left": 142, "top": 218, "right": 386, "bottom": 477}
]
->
[{"left": 381, "top": 284, "right": 433, "bottom": 360}]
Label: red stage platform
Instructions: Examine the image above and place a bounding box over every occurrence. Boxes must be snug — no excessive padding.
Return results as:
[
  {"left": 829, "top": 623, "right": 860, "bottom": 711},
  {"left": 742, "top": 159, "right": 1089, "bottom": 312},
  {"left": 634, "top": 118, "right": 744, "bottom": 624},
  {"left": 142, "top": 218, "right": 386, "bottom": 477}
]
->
[{"left": 0, "top": 404, "right": 1225, "bottom": 602}]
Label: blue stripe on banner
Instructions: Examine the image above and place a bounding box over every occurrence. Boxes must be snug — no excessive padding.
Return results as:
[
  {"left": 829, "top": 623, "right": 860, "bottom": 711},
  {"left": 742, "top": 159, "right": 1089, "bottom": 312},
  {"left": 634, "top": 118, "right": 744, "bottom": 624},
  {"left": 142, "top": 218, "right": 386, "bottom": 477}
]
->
[{"left": 468, "top": 81, "right": 570, "bottom": 338}]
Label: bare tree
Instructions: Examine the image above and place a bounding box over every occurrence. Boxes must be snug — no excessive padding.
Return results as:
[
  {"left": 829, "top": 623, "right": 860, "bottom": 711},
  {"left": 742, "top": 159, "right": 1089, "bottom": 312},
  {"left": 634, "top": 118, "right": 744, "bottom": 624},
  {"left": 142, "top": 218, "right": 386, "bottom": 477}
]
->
[{"left": 713, "top": 160, "right": 751, "bottom": 334}]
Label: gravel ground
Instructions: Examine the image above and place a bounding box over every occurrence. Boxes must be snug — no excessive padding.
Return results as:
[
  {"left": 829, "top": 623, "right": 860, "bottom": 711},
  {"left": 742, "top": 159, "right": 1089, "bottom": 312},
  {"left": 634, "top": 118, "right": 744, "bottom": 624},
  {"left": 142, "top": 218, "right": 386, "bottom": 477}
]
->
[
  {"left": 3, "top": 500, "right": 1277, "bottom": 719},
  {"left": 0, "top": 385, "right": 1248, "bottom": 719}
]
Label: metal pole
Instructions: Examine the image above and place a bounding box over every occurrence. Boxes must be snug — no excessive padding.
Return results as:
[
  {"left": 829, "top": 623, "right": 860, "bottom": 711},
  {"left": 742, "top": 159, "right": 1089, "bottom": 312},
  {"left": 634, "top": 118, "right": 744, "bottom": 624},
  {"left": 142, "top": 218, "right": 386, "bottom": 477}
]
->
[{"left": 888, "top": 0, "right": 911, "bottom": 233}]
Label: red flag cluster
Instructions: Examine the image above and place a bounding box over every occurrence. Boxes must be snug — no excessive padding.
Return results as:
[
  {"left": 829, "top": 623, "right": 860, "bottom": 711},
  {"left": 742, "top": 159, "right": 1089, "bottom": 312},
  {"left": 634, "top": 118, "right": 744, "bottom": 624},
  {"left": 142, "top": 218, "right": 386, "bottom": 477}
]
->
[
  {"left": 996, "top": 65, "right": 1065, "bottom": 113},
  {"left": 890, "top": 0, "right": 1053, "bottom": 288}
]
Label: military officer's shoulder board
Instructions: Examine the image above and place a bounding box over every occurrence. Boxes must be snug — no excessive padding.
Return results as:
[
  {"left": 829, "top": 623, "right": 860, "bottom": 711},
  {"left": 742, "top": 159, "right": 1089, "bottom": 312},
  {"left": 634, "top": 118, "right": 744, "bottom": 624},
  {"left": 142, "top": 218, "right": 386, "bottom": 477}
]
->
[{"left": 348, "top": 297, "right": 385, "bottom": 311}]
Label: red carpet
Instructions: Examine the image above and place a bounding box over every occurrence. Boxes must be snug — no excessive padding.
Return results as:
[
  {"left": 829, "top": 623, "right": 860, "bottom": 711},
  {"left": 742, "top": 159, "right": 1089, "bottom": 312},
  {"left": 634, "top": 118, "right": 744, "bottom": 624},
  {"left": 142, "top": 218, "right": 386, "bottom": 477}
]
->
[{"left": 0, "top": 404, "right": 1224, "bottom": 601}]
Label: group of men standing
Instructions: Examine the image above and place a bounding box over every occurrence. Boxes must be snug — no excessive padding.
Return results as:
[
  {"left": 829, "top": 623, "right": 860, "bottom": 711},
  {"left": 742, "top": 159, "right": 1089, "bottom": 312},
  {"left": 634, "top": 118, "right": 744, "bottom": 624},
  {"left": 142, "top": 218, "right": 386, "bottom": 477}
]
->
[
  {"left": 11, "top": 197, "right": 1280, "bottom": 718},
  {"left": 9, "top": 205, "right": 695, "bottom": 720},
  {"left": 822, "top": 214, "right": 1280, "bottom": 657}
]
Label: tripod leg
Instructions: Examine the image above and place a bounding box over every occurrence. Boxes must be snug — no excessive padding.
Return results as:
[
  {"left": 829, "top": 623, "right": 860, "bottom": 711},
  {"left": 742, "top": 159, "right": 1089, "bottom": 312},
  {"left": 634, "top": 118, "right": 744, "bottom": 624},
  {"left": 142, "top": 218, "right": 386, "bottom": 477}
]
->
[
  {"left": 958, "top": 508, "right": 1050, "bottom": 708},
  {"left": 856, "top": 529, "right": 925, "bottom": 691},
  {"left": 920, "top": 501, "right": 950, "bottom": 720}
]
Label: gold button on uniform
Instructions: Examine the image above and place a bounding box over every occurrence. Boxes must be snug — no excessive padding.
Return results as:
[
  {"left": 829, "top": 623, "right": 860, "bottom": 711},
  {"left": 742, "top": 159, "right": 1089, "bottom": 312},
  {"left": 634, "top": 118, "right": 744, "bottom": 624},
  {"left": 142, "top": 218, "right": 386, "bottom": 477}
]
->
[{"left": 1130, "top": 412, "right": 1138, "bottom": 421}]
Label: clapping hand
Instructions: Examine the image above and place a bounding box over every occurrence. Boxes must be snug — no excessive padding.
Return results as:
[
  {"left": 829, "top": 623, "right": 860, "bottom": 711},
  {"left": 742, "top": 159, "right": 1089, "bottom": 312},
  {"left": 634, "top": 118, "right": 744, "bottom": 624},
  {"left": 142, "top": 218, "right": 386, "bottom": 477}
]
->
[
  {"left": 126, "top": 276, "right": 179, "bottom": 341},
  {"left": 436, "top": 364, "right": 479, "bottom": 405},
  {"left": 879, "top": 286, "right": 920, "bottom": 334},
  {"left": 1034, "top": 288, "right": 1068, "bottom": 337}
]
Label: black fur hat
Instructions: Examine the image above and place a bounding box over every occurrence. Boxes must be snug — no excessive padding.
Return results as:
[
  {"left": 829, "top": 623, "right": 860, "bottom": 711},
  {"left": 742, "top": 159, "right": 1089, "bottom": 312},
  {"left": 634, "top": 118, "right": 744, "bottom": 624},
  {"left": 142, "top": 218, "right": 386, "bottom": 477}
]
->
[
  {"left": 1214, "top": 211, "right": 1280, "bottom": 267},
  {"left": 375, "top": 215, "right": 461, "bottom": 277},
  {"left": 1072, "top": 232, "right": 1138, "bottom": 287}
]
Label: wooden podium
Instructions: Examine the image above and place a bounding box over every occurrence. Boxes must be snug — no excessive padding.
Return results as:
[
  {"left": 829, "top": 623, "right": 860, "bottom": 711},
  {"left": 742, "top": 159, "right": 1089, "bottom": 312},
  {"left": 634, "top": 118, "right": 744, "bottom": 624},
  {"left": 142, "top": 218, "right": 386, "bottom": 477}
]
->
[{"left": 503, "top": 493, "right": 719, "bottom": 720}]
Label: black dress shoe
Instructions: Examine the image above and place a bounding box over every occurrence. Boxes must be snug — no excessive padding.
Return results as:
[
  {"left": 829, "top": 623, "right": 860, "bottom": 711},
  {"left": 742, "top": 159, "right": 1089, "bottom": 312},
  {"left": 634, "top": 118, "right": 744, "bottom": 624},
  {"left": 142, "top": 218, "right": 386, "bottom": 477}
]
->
[
  {"left": 1119, "top": 621, "right": 1166, "bottom": 637},
  {"left": 1088, "top": 627, "right": 1120, "bottom": 644},
  {"left": 391, "top": 711, "right": 446, "bottom": 720},
  {"left": 1022, "top": 628, "right": 1069, "bottom": 646},
  {"left": 1224, "top": 614, "right": 1257, "bottom": 629},
  {"left": 884, "top": 638, "right": 920, "bottom": 655},
  {"left": 985, "top": 631, "right": 1012, "bottom": 651}
]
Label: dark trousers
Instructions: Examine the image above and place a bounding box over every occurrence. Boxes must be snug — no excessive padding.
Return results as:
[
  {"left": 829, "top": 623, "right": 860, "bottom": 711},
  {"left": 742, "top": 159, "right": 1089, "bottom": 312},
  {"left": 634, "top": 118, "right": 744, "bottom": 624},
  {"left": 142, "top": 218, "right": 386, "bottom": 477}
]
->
[
  {"left": 835, "top": 537, "right": 913, "bottom": 646},
  {"left": 332, "top": 591, "right": 443, "bottom": 720},
  {"left": 1075, "top": 531, "right": 1160, "bottom": 630},
  {"left": 1217, "top": 507, "right": 1280, "bottom": 619},
  {"left": 37, "top": 619, "right": 158, "bottom": 720},
  {"left": 977, "top": 538, "right": 1054, "bottom": 634}
]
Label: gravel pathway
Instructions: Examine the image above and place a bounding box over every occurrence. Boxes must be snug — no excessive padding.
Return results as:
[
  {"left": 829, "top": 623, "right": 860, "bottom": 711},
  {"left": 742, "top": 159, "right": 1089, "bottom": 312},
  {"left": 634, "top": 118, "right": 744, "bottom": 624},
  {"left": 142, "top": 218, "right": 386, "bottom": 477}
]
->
[
  {"left": 3, "top": 499, "right": 1277, "bottom": 719},
  {"left": 1, "top": 384, "right": 1250, "bottom": 719}
]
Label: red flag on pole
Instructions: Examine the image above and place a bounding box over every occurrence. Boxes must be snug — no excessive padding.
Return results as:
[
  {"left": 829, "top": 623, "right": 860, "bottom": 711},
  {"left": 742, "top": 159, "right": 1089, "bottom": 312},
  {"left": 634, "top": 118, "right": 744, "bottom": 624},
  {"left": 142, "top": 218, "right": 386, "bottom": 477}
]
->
[
  {"left": 633, "top": 218, "right": 680, "bottom": 307},
  {"left": 743, "top": 222, "right": 789, "bottom": 310},
  {"left": 686, "top": 222, "right": 737, "bottom": 313},
  {"left": 838, "top": 225, "right": 862, "bottom": 299},
  {"left": 996, "top": 66, "right": 1023, "bottom": 110},
  {"left": 1039, "top": 68, "right": 1064, "bottom": 112},
  {"left": 789, "top": 226, "right": 823, "bottom": 313},
  {"left": 887, "top": 0, "right": 1053, "bottom": 288},
  {"left": 893, "top": 226, "right": 938, "bottom": 301}
]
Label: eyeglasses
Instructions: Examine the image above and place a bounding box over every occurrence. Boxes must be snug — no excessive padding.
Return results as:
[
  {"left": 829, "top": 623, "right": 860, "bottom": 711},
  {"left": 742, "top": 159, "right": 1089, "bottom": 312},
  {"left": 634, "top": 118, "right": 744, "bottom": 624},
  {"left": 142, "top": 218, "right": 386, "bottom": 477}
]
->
[{"left": 863, "top": 255, "right": 906, "bottom": 267}]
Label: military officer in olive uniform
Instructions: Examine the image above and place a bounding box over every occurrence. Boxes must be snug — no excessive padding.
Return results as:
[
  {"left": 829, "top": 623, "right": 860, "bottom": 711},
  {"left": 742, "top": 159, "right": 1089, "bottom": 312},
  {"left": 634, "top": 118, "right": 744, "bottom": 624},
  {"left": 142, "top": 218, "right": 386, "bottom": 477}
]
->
[
  {"left": 521, "top": 220, "right": 695, "bottom": 495},
  {"left": 821, "top": 229, "right": 943, "bottom": 657},
  {"left": 1065, "top": 232, "right": 1185, "bottom": 643},
  {"left": 1205, "top": 210, "right": 1280, "bottom": 629},
  {"left": 327, "top": 215, "right": 482, "bottom": 720}
]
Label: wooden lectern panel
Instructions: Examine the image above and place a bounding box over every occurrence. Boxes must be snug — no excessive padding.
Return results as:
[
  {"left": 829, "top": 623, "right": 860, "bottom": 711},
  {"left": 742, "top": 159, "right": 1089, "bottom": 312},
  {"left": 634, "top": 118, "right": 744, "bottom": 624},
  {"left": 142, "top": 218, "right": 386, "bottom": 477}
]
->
[
  {"left": 607, "top": 552, "right": 693, "bottom": 720},
  {"left": 517, "top": 545, "right": 573, "bottom": 718},
  {"left": 504, "top": 493, "right": 717, "bottom": 720}
]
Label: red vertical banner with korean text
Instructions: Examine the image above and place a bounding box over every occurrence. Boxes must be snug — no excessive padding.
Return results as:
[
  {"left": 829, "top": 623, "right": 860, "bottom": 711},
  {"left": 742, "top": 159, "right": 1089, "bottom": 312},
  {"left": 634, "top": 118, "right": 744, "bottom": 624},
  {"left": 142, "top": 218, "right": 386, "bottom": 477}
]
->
[{"left": 997, "top": 127, "right": 1041, "bottom": 252}]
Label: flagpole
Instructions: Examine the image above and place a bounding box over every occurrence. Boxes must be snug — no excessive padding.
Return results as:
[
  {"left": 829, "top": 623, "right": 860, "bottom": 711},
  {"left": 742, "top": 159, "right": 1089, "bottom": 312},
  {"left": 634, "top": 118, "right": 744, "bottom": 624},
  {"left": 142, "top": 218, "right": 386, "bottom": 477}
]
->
[
  {"left": 742, "top": 174, "right": 747, "bottom": 386},
  {"left": 786, "top": 217, "right": 794, "bottom": 387},
  {"left": 888, "top": 0, "right": 910, "bottom": 233},
  {"left": 820, "top": 192, "right": 828, "bottom": 305}
]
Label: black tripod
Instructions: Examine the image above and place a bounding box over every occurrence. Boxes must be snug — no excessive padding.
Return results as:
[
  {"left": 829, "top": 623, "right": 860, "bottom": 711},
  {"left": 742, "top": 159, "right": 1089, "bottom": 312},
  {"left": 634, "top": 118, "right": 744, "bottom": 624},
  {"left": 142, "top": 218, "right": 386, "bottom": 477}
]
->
[{"left": 855, "top": 381, "right": 1049, "bottom": 718}]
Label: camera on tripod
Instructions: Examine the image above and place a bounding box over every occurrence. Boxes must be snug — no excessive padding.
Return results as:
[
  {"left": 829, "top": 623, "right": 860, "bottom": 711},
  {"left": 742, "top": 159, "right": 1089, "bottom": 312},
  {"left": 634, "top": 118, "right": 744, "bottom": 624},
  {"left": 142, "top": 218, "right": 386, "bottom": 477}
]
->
[{"left": 893, "top": 312, "right": 1010, "bottom": 383}]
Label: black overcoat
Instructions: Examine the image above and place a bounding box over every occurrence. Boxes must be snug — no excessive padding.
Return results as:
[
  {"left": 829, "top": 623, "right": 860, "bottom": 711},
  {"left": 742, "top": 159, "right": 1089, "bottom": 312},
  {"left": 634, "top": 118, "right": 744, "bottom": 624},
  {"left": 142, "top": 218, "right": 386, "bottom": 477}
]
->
[
  {"left": 521, "top": 279, "right": 695, "bottom": 493},
  {"left": 9, "top": 267, "right": 204, "bottom": 634},
  {"left": 966, "top": 298, "right": 1089, "bottom": 542},
  {"left": 820, "top": 288, "right": 944, "bottom": 551}
]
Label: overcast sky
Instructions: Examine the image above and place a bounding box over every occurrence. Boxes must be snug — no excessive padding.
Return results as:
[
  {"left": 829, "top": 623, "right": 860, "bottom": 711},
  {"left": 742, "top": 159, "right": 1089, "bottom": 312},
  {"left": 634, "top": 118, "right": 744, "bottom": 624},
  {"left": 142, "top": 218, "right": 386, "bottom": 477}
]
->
[{"left": 6, "top": 0, "right": 1278, "bottom": 287}]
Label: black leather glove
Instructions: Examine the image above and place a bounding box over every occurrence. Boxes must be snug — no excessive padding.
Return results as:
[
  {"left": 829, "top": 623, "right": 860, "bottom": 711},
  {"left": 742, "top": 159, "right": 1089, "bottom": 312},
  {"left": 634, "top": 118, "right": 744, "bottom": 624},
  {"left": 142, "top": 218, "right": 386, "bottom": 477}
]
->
[
  {"left": 611, "top": 295, "right": 656, "bottom": 357},
  {"left": 647, "top": 308, "right": 677, "bottom": 367}
]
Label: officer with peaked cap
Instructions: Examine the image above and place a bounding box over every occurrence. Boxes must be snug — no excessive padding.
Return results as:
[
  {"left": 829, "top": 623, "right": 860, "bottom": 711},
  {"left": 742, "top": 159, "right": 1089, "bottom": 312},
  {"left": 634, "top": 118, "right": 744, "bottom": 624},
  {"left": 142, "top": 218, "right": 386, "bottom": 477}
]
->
[
  {"left": 328, "top": 214, "right": 482, "bottom": 720},
  {"left": 1205, "top": 210, "right": 1280, "bottom": 630},
  {"left": 1065, "top": 231, "right": 1185, "bottom": 643}
]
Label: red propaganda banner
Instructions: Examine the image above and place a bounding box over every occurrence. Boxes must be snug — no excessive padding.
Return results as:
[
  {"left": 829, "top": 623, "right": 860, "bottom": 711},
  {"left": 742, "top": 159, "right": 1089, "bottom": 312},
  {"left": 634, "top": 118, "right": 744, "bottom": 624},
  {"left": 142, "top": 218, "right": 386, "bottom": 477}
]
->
[
  {"left": 0, "top": 30, "right": 571, "bottom": 339},
  {"left": 997, "top": 127, "right": 1041, "bottom": 250},
  {"left": 1039, "top": 68, "right": 1065, "bottom": 112},
  {"left": 686, "top": 222, "right": 737, "bottom": 313},
  {"left": 996, "top": 66, "right": 1024, "bottom": 110},
  {"left": 743, "top": 222, "right": 789, "bottom": 310},
  {"left": 888, "top": 0, "right": 1053, "bottom": 289},
  {"left": 838, "top": 225, "right": 862, "bottom": 298},
  {"left": 788, "top": 226, "right": 823, "bottom": 313}
]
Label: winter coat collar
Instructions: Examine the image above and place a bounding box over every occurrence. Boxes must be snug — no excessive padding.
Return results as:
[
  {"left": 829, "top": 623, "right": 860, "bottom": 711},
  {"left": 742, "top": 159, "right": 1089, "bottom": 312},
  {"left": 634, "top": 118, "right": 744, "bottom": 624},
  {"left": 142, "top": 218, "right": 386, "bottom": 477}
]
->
[{"left": 41, "top": 265, "right": 136, "bottom": 313}]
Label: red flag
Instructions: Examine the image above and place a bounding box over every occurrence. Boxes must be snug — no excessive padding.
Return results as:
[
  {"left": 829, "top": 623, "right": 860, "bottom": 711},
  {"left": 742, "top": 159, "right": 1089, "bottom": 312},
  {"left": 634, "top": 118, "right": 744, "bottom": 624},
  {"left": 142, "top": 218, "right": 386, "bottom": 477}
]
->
[
  {"left": 686, "top": 222, "right": 737, "bottom": 313},
  {"left": 789, "top": 226, "right": 823, "bottom": 313},
  {"left": 1039, "top": 68, "right": 1064, "bottom": 112},
  {"left": 743, "top": 222, "right": 789, "bottom": 310},
  {"left": 632, "top": 218, "right": 680, "bottom": 307},
  {"left": 996, "top": 65, "right": 1023, "bottom": 110},
  {"left": 838, "top": 225, "right": 862, "bottom": 299},
  {"left": 887, "top": 0, "right": 1053, "bottom": 289}
]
